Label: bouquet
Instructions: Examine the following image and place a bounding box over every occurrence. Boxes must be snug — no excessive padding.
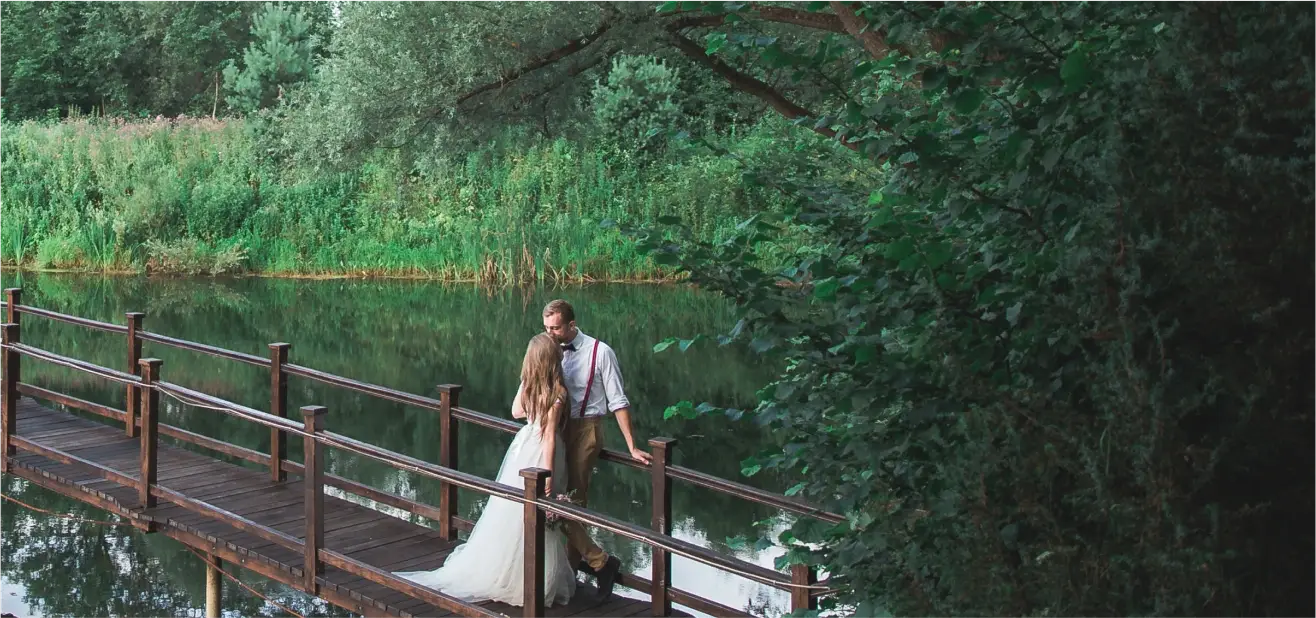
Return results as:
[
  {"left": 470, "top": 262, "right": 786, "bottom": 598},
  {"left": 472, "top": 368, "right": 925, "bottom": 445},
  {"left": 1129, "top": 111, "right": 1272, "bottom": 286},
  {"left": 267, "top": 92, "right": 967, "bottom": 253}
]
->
[{"left": 544, "top": 490, "right": 576, "bottom": 532}]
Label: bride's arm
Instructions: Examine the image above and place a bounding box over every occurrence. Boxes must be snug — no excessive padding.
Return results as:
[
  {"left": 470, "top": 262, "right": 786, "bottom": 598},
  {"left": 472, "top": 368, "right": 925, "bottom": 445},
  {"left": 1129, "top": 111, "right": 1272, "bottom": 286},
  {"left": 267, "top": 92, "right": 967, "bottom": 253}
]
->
[
  {"left": 538, "top": 399, "right": 566, "bottom": 494},
  {"left": 512, "top": 382, "right": 527, "bottom": 419}
]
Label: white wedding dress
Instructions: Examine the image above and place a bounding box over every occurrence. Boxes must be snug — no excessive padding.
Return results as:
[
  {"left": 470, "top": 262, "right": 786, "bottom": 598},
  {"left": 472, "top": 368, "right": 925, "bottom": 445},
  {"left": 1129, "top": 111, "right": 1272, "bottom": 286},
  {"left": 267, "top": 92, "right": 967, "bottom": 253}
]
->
[{"left": 395, "top": 419, "right": 576, "bottom": 607}]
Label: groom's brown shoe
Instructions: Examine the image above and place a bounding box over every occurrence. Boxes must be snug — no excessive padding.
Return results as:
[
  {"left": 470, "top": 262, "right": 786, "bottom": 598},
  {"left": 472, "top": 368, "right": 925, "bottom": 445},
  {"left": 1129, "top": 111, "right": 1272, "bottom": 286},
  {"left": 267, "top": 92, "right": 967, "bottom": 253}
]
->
[
  {"left": 576, "top": 560, "right": 597, "bottom": 576},
  {"left": 595, "top": 556, "right": 621, "bottom": 601}
]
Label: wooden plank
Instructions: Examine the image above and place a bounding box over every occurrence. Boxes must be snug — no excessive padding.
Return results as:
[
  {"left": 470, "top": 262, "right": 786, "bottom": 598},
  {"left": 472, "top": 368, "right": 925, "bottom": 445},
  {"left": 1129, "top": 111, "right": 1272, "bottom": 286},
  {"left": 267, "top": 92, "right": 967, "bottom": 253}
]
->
[
  {"left": 10, "top": 435, "right": 139, "bottom": 488},
  {"left": 320, "top": 549, "right": 501, "bottom": 618},
  {"left": 151, "top": 484, "right": 303, "bottom": 552},
  {"left": 13, "top": 414, "right": 84, "bottom": 433},
  {"left": 343, "top": 529, "right": 444, "bottom": 565},
  {"left": 17, "top": 383, "right": 125, "bottom": 423},
  {"left": 173, "top": 488, "right": 304, "bottom": 531},
  {"left": 323, "top": 511, "right": 395, "bottom": 544},
  {"left": 12, "top": 404, "right": 82, "bottom": 426},
  {"left": 160, "top": 467, "right": 271, "bottom": 497},
  {"left": 379, "top": 549, "right": 450, "bottom": 573},
  {"left": 5, "top": 463, "right": 143, "bottom": 524}
]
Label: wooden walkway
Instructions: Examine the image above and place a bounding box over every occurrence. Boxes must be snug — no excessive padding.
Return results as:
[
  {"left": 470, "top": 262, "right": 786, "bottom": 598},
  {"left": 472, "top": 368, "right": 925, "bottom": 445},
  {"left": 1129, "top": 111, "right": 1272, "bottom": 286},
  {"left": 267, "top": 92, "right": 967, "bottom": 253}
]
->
[{"left": 7, "top": 398, "right": 675, "bottom": 618}]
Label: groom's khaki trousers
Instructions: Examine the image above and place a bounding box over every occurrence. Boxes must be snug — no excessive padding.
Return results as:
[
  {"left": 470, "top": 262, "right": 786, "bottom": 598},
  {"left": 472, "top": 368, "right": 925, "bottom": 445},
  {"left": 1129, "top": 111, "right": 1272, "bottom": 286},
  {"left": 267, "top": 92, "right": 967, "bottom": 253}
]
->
[{"left": 563, "top": 416, "right": 609, "bottom": 572}]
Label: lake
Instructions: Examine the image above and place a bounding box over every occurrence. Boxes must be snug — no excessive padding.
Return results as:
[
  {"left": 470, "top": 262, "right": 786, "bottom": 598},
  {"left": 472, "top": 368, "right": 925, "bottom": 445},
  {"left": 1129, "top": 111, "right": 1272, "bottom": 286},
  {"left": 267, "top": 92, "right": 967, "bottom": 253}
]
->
[{"left": 0, "top": 271, "right": 796, "bottom": 617}]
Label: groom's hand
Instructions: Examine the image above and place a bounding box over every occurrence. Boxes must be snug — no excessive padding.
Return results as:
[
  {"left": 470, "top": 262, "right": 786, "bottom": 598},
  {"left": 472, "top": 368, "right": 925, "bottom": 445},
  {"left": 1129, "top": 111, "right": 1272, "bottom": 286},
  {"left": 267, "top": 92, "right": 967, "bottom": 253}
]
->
[{"left": 629, "top": 447, "right": 653, "bottom": 465}]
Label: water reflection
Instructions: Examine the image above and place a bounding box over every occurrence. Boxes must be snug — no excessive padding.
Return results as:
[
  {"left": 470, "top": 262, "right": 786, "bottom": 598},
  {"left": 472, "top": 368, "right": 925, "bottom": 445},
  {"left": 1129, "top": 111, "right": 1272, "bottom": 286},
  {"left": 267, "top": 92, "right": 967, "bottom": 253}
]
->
[{"left": 1, "top": 272, "right": 794, "bottom": 616}]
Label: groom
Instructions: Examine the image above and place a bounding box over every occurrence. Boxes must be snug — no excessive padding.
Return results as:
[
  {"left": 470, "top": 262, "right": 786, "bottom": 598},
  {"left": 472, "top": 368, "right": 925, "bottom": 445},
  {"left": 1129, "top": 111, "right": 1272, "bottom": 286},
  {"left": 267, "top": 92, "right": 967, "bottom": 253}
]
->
[{"left": 541, "top": 299, "right": 651, "bottom": 601}]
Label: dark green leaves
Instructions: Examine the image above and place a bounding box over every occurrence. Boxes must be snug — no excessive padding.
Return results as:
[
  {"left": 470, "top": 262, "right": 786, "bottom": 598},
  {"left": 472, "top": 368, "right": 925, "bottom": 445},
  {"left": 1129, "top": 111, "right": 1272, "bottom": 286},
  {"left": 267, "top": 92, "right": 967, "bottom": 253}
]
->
[
  {"left": 1061, "top": 49, "right": 1090, "bottom": 92},
  {"left": 953, "top": 89, "right": 986, "bottom": 114}
]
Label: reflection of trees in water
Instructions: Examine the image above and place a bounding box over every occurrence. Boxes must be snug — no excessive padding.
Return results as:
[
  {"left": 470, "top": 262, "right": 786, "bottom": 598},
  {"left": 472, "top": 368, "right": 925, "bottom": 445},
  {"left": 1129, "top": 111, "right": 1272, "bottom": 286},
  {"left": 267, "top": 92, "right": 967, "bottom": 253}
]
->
[
  {"left": 1, "top": 476, "right": 346, "bottom": 617},
  {"left": 1, "top": 272, "right": 799, "bottom": 616}
]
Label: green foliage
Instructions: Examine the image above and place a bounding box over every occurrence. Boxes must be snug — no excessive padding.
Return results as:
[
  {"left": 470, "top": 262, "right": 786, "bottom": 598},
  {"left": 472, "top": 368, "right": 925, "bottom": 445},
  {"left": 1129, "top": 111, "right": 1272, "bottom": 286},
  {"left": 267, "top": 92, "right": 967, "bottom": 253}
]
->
[
  {"left": 0, "top": 1, "right": 266, "bottom": 119},
  {"left": 592, "top": 55, "right": 683, "bottom": 161},
  {"left": 222, "top": 2, "right": 323, "bottom": 113},
  {"left": 0, "top": 116, "right": 799, "bottom": 281},
  {"left": 628, "top": 2, "right": 1314, "bottom": 616}
]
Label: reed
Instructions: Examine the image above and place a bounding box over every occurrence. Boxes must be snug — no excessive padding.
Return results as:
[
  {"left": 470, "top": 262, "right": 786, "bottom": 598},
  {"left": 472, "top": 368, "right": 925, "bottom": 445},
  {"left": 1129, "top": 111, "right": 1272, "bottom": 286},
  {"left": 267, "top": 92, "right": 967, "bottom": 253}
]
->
[{"left": 1, "top": 117, "right": 793, "bottom": 283}]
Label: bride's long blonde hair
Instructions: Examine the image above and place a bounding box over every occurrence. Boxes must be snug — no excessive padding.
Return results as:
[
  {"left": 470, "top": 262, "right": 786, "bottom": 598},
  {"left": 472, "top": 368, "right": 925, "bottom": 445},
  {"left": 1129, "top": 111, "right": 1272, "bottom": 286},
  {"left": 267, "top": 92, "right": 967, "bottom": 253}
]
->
[{"left": 521, "top": 333, "right": 569, "bottom": 434}]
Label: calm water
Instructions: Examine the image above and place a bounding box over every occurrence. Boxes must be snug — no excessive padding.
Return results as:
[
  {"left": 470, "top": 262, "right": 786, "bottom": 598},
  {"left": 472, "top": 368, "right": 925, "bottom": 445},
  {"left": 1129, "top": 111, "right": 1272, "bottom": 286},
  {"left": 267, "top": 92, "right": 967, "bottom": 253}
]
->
[{"left": 0, "top": 272, "right": 795, "bottom": 617}]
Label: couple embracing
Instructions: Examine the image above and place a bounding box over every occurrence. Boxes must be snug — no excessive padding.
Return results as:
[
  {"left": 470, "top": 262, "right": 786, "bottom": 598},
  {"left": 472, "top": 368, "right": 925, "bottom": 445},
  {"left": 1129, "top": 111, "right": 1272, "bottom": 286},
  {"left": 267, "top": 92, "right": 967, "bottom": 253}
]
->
[{"left": 397, "top": 300, "right": 652, "bottom": 607}]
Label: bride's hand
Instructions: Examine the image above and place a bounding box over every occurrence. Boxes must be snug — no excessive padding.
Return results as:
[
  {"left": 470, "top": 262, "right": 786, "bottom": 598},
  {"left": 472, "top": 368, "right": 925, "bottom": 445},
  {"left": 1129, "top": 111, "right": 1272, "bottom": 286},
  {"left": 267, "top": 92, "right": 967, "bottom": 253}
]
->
[{"left": 544, "top": 478, "right": 553, "bottom": 496}]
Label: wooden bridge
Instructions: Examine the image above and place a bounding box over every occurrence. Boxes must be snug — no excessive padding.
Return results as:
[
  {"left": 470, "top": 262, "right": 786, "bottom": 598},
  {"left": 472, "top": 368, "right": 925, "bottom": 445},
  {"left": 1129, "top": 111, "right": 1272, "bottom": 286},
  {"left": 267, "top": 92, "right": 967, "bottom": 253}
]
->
[{"left": 0, "top": 288, "right": 839, "bottom": 618}]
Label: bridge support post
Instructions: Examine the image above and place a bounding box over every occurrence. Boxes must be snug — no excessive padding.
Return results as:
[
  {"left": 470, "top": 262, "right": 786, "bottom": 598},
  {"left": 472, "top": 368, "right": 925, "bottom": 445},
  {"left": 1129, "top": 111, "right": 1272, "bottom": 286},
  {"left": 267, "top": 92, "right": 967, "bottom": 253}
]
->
[
  {"left": 125, "top": 312, "right": 144, "bottom": 438},
  {"left": 269, "top": 343, "right": 290, "bottom": 483},
  {"left": 302, "top": 405, "right": 327, "bottom": 595},
  {"left": 205, "top": 553, "right": 223, "bottom": 618},
  {"left": 437, "top": 384, "right": 462, "bottom": 541},
  {"left": 138, "top": 358, "right": 162, "bottom": 528},
  {"left": 520, "top": 467, "right": 549, "bottom": 618},
  {"left": 1, "top": 323, "right": 18, "bottom": 472},
  {"left": 649, "top": 438, "right": 676, "bottom": 616},
  {"left": 791, "top": 563, "right": 817, "bottom": 613}
]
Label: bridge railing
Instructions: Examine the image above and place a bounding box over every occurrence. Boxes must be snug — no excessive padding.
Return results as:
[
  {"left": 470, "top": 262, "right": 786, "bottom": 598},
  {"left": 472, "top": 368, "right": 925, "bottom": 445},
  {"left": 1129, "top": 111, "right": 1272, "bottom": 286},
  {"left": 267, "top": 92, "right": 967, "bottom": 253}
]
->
[{"left": 0, "top": 289, "right": 837, "bottom": 617}]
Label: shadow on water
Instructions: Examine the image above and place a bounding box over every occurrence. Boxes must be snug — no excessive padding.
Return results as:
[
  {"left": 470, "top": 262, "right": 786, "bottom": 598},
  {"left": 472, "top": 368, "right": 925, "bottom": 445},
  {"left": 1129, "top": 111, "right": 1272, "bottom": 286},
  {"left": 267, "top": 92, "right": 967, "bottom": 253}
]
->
[{"left": 0, "top": 271, "right": 797, "bottom": 617}]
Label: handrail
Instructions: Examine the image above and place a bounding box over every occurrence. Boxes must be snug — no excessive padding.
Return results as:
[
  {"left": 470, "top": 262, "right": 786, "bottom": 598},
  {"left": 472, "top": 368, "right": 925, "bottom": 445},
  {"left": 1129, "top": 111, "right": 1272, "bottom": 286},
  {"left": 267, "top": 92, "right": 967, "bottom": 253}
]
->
[
  {"left": 7, "top": 301, "right": 843, "bottom": 524},
  {"left": 313, "top": 428, "right": 804, "bottom": 590},
  {"left": 137, "top": 330, "right": 271, "bottom": 367},
  {"left": 4, "top": 335, "right": 825, "bottom": 591},
  {"left": 284, "top": 363, "right": 438, "bottom": 410},
  {"left": 5, "top": 342, "right": 142, "bottom": 385},
  {"left": 3, "top": 300, "right": 839, "bottom": 606},
  {"left": 12, "top": 304, "right": 127, "bottom": 334}
]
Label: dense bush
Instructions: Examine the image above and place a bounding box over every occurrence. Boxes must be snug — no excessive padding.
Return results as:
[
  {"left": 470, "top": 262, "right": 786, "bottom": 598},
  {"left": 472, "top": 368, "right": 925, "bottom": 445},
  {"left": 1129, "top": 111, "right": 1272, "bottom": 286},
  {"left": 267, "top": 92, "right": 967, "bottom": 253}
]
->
[{"left": 641, "top": 2, "right": 1314, "bottom": 615}]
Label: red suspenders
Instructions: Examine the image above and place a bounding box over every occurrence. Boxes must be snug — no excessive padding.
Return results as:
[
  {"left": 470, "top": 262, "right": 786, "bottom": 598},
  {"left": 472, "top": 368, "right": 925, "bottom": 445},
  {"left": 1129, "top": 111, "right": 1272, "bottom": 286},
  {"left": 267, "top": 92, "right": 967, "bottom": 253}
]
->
[{"left": 578, "top": 339, "right": 601, "bottom": 417}]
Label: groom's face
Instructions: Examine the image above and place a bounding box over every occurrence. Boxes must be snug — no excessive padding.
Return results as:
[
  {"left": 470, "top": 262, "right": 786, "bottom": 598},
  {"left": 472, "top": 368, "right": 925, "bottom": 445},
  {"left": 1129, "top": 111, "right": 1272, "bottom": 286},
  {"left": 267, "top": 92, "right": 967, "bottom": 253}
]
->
[{"left": 543, "top": 312, "right": 575, "bottom": 344}]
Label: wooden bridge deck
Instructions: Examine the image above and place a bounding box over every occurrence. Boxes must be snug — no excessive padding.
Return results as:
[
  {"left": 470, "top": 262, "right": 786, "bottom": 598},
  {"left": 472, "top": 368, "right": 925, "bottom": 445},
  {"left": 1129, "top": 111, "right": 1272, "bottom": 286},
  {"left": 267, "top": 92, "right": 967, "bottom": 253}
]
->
[{"left": 6, "top": 398, "right": 675, "bottom": 618}]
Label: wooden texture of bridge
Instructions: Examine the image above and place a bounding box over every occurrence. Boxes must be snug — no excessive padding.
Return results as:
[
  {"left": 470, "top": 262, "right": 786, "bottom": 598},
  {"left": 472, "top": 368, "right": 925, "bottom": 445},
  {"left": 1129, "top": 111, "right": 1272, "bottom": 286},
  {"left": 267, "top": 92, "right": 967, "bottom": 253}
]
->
[{"left": 0, "top": 289, "right": 838, "bottom": 617}]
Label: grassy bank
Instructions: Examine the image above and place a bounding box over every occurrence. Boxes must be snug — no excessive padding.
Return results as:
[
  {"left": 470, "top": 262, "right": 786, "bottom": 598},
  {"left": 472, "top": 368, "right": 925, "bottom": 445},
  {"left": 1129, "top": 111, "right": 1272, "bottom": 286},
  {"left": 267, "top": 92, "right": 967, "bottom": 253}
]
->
[{"left": 0, "top": 116, "right": 788, "bottom": 282}]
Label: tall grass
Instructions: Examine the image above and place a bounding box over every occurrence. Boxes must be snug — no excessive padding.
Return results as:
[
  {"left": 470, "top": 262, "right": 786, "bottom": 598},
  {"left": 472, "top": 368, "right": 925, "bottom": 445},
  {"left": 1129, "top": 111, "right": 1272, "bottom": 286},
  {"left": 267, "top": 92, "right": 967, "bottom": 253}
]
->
[{"left": 1, "top": 116, "right": 791, "bottom": 282}]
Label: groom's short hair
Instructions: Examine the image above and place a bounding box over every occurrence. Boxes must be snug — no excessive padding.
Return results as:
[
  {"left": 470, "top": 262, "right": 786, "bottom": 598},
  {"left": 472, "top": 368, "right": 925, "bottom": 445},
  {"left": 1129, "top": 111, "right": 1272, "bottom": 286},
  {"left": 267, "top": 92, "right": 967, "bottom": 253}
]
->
[{"left": 543, "top": 299, "right": 575, "bottom": 323}]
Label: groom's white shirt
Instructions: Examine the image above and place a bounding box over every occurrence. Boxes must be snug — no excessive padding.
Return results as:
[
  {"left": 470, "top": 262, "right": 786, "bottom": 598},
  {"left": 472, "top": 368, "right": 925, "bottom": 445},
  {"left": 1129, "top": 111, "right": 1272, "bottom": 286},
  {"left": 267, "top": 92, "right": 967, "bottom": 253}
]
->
[{"left": 559, "top": 330, "right": 629, "bottom": 419}]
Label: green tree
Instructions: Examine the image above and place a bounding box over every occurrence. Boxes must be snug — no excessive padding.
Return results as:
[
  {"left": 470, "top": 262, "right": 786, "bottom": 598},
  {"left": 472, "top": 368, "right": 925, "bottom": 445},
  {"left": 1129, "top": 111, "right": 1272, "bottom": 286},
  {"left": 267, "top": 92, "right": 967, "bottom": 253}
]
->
[
  {"left": 591, "top": 55, "right": 683, "bottom": 161},
  {"left": 275, "top": 1, "right": 884, "bottom": 166},
  {"left": 625, "top": 2, "right": 1313, "bottom": 616},
  {"left": 222, "top": 2, "right": 326, "bottom": 114}
]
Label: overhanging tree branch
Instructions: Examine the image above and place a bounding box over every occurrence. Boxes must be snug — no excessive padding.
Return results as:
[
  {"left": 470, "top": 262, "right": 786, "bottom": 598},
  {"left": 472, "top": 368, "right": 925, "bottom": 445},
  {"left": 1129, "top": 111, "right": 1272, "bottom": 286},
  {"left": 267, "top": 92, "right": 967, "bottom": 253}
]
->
[
  {"left": 666, "top": 4, "right": 848, "bottom": 33},
  {"left": 454, "top": 11, "right": 616, "bottom": 107},
  {"left": 667, "top": 30, "right": 857, "bottom": 151},
  {"left": 829, "top": 1, "right": 897, "bottom": 60}
]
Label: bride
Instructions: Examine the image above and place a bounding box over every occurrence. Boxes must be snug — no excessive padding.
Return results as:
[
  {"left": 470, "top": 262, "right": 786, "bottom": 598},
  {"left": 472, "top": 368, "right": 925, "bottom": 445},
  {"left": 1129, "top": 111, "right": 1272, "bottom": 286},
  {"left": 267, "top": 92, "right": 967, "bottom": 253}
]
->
[{"left": 396, "top": 333, "right": 577, "bottom": 607}]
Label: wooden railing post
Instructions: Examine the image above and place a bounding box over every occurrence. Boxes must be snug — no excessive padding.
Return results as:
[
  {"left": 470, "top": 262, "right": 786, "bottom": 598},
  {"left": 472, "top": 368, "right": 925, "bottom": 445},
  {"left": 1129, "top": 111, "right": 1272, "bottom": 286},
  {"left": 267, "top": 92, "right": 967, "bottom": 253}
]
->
[
  {"left": 437, "top": 384, "right": 462, "bottom": 541},
  {"left": 649, "top": 437, "right": 676, "bottom": 616},
  {"left": 125, "top": 312, "right": 144, "bottom": 437},
  {"left": 520, "top": 467, "right": 549, "bottom": 618},
  {"left": 269, "top": 343, "right": 290, "bottom": 482},
  {"left": 138, "top": 358, "right": 162, "bottom": 512},
  {"left": 4, "top": 286, "right": 19, "bottom": 397},
  {"left": 791, "top": 563, "right": 817, "bottom": 613},
  {"left": 301, "top": 405, "right": 327, "bottom": 594},
  {"left": 1, "top": 323, "right": 18, "bottom": 472},
  {"left": 4, "top": 289, "right": 20, "bottom": 326}
]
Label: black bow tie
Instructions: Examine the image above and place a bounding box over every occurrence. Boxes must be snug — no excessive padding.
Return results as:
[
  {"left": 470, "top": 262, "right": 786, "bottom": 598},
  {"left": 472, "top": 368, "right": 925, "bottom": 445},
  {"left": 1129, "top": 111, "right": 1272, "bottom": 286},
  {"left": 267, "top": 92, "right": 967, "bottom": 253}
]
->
[{"left": 560, "top": 343, "right": 576, "bottom": 352}]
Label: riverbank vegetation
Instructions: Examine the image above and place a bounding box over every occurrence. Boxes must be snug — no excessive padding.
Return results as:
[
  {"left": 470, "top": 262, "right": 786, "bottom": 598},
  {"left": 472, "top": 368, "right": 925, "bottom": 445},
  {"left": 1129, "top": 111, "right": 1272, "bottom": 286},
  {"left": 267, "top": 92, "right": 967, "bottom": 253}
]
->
[{"left": 1, "top": 114, "right": 816, "bottom": 282}]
